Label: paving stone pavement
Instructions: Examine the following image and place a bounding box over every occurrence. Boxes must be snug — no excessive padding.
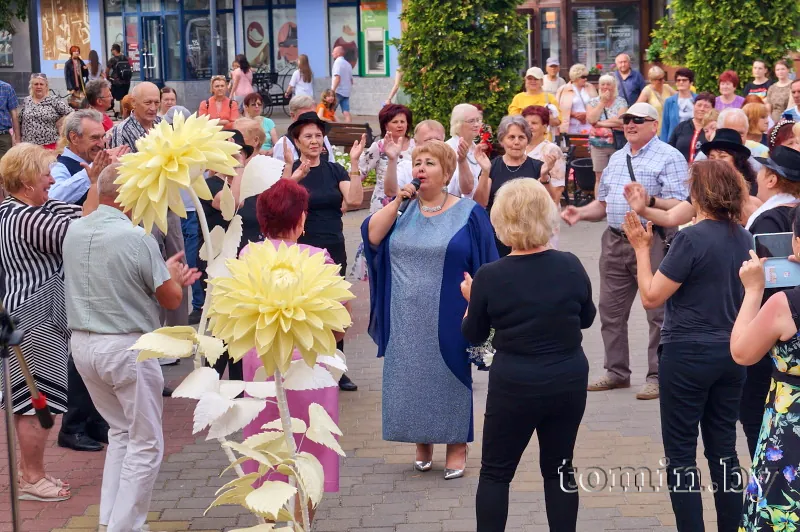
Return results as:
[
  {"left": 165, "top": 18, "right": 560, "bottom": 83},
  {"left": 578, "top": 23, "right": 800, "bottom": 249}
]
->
[{"left": 0, "top": 212, "right": 754, "bottom": 532}]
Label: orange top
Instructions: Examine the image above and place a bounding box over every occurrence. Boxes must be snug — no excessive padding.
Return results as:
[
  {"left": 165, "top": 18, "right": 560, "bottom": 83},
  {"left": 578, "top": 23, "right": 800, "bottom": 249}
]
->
[
  {"left": 316, "top": 103, "right": 336, "bottom": 122},
  {"left": 198, "top": 96, "right": 240, "bottom": 127}
]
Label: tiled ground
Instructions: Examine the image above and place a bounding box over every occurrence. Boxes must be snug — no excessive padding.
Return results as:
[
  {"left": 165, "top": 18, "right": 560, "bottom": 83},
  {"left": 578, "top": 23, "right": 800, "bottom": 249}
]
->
[{"left": 0, "top": 212, "right": 753, "bottom": 531}]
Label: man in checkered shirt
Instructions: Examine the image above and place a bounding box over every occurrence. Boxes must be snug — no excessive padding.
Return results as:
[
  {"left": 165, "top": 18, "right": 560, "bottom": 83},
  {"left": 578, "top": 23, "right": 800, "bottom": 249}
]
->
[{"left": 562, "top": 102, "right": 688, "bottom": 401}]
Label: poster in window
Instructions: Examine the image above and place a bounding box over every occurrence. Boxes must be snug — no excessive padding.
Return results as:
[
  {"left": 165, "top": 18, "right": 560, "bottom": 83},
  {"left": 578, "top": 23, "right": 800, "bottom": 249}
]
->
[
  {"left": 244, "top": 10, "right": 270, "bottom": 69},
  {"left": 40, "top": 0, "right": 90, "bottom": 61},
  {"left": 571, "top": 6, "right": 639, "bottom": 71},
  {"left": 0, "top": 31, "right": 14, "bottom": 67},
  {"left": 272, "top": 9, "right": 297, "bottom": 72},
  {"left": 126, "top": 17, "right": 140, "bottom": 72},
  {"left": 329, "top": 6, "right": 359, "bottom": 73}
]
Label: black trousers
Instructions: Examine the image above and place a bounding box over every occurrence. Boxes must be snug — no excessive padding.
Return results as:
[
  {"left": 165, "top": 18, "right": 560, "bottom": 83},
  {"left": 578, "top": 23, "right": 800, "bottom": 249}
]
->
[
  {"left": 739, "top": 355, "right": 772, "bottom": 459},
  {"left": 476, "top": 354, "right": 587, "bottom": 532},
  {"left": 659, "top": 342, "right": 745, "bottom": 532},
  {"left": 60, "top": 355, "right": 107, "bottom": 435}
]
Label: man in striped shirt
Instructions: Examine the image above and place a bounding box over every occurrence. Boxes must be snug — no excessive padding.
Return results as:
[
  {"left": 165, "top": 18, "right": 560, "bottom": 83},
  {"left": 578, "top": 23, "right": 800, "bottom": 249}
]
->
[{"left": 108, "top": 82, "right": 161, "bottom": 153}]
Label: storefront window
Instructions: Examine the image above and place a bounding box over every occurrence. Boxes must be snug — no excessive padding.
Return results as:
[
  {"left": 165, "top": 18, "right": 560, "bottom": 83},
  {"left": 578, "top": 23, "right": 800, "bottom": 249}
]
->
[
  {"left": 105, "top": 0, "right": 123, "bottom": 13},
  {"left": 329, "top": 6, "right": 359, "bottom": 74},
  {"left": 125, "top": 15, "right": 140, "bottom": 73},
  {"left": 541, "top": 8, "right": 560, "bottom": 68},
  {"left": 141, "top": 0, "right": 161, "bottom": 12},
  {"left": 243, "top": 10, "right": 270, "bottom": 69},
  {"left": 105, "top": 16, "right": 124, "bottom": 55},
  {"left": 571, "top": 5, "right": 639, "bottom": 72},
  {"left": 272, "top": 9, "right": 297, "bottom": 73},
  {"left": 165, "top": 14, "right": 182, "bottom": 80},
  {"left": 184, "top": 14, "right": 211, "bottom": 79},
  {"left": 217, "top": 13, "right": 236, "bottom": 74}
]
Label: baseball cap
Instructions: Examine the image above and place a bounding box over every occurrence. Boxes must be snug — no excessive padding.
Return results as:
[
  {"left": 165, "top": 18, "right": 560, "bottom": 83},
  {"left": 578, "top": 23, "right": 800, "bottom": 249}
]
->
[
  {"left": 621, "top": 103, "right": 659, "bottom": 121},
  {"left": 525, "top": 67, "right": 544, "bottom": 79},
  {"left": 546, "top": 57, "right": 560, "bottom": 67},
  {"left": 163, "top": 105, "right": 191, "bottom": 125}
]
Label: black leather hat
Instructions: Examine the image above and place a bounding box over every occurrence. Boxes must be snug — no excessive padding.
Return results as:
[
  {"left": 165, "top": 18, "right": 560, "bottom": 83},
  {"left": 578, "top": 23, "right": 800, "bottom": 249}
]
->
[
  {"left": 755, "top": 146, "right": 800, "bottom": 182},
  {"left": 287, "top": 111, "right": 329, "bottom": 140},
  {"left": 700, "top": 128, "right": 750, "bottom": 158}
]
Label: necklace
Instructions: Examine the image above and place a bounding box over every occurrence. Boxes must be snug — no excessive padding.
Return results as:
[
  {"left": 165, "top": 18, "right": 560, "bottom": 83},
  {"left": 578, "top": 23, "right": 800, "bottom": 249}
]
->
[
  {"left": 420, "top": 192, "right": 448, "bottom": 213},
  {"left": 503, "top": 156, "right": 526, "bottom": 174}
]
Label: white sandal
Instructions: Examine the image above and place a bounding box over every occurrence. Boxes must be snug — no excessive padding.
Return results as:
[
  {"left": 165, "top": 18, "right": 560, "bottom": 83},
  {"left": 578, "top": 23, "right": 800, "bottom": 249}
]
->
[{"left": 18, "top": 476, "right": 71, "bottom": 502}]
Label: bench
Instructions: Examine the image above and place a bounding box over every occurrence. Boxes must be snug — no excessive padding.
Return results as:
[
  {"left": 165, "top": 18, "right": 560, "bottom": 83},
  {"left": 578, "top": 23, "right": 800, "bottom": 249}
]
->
[{"left": 327, "top": 122, "right": 374, "bottom": 149}]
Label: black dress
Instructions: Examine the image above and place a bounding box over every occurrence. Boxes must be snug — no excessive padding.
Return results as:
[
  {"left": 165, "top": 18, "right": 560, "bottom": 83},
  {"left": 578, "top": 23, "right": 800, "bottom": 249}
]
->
[{"left": 486, "top": 156, "right": 543, "bottom": 257}]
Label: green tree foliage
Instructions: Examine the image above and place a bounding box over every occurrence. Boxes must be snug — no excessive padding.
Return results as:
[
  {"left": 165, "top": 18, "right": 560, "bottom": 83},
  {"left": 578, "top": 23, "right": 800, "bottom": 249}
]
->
[
  {"left": 392, "top": 0, "right": 526, "bottom": 129},
  {"left": 0, "top": 1, "right": 26, "bottom": 35},
  {"left": 649, "top": 0, "right": 800, "bottom": 93}
]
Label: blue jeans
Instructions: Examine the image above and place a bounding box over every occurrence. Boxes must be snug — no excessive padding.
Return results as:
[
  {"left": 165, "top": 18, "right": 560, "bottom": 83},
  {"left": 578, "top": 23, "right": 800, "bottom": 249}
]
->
[
  {"left": 335, "top": 93, "right": 350, "bottom": 113},
  {"left": 181, "top": 211, "right": 204, "bottom": 311}
]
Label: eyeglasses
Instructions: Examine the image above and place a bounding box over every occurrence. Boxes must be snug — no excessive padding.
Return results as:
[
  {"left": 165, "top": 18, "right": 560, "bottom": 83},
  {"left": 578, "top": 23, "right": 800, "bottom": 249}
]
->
[
  {"left": 465, "top": 118, "right": 483, "bottom": 125},
  {"left": 623, "top": 116, "right": 656, "bottom": 125},
  {"left": 651, "top": 77, "right": 665, "bottom": 82},
  {"left": 211, "top": 75, "right": 227, "bottom": 83},
  {"left": 30, "top": 73, "right": 47, "bottom": 80},
  {"left": 676, "top": 78, "right": 690, "bottom": 83}
]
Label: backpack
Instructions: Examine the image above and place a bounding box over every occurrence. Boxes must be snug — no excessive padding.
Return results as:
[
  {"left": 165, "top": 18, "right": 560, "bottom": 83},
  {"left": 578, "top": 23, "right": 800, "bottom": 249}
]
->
[{"left": 113, "top": 57, "right": 132, "bottom": 83}]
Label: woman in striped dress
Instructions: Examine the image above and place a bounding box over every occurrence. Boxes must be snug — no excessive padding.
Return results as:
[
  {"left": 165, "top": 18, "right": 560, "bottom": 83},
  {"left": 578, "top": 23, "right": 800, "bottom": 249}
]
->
[{"left": 0, "top": 143, "right": 84, "bottom": 501}]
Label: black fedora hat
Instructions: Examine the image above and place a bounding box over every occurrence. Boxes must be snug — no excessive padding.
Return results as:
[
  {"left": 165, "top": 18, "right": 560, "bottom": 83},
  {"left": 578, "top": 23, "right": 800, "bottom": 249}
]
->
[
  {"left": 755, "top": 146, "right": 800, "bottom": 182},
  {"left": 287, "top": 111, "right": 330, "bottom": 140},
  {"left": 700, "top": 128, "right": 750, "bottom": 158}
]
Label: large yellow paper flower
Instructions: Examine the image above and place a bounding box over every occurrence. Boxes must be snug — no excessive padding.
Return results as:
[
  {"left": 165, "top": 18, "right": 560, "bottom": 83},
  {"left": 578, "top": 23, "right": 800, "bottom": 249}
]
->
[
  {"left": 207, "top": 241, "right": 354, "bottom": 374},
  {"left": 115, "top": 113, "right": 241, "bottom": 233}
]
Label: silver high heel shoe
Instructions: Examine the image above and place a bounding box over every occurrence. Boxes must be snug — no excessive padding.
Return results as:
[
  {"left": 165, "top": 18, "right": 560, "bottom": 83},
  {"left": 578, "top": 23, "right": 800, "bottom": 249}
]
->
[
  {"left": 414, "top": 460, "right": 432, "bottom": 472},
  {"left": 444, "top": 444, "right": 469, "bottom": 480}
]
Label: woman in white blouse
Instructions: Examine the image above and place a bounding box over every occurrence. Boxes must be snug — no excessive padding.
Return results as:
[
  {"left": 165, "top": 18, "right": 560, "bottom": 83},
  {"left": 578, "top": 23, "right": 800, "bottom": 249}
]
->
[
  {"left": 446, "top": 103, "right": 483, "bottom": 199},
  {"left": 285, "top": 54, "right": 314, "bottom": 99},
  {"left": 557, "top": 63, "right": 597, "bottom": 136}
]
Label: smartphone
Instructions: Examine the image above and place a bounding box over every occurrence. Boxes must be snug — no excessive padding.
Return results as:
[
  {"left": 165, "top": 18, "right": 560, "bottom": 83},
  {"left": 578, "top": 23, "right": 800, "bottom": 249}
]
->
[{"left": 753, "top": 233, "right": 800, "bottom": 288}]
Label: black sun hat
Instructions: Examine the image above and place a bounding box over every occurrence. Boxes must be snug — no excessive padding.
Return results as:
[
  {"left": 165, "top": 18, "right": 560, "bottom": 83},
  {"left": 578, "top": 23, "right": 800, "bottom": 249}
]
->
[
  {"left": 755, "top": 146, "right": 800, "bottom": 182},
  {"left": 287, "top": 111, "right": 330, "bottom": 140},
  {"left": 699, "top": 128, "right": 750, "bottom": 158}
]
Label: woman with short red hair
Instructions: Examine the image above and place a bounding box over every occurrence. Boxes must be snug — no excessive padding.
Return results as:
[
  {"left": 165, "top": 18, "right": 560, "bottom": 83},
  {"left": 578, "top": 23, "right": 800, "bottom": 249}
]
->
[
  {"left": 716, "top": 70, "right": 745, "bottom": 111},
  {"left": 64, "top": 45, "right": 88, "bottom": 106}
]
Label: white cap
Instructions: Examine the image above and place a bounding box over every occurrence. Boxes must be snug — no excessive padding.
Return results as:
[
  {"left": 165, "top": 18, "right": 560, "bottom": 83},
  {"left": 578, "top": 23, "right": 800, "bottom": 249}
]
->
[
  {"left": 546, "top": 57, "right": 560, "bottom": 67},
  {"left": 525, "top": 67, "right": 544, "bottom": 79},
  {"left": 621, "top": 102, "right": 659, "bottom": 121}
]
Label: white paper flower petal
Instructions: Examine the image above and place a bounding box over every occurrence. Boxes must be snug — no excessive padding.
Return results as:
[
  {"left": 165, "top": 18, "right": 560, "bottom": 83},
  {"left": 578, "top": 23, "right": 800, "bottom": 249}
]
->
[
  {"left": 194, "top": 392, "right": 234, "bottom": 433},
  {"left": 262, "top": 417, "right": 307, "bottom": 434},
  {"left": 244, "top": 381, "right": 276, "bottom": 398},
  {"left": 283, "top": 360, "right": 337, "bottom": 391},
  {"left": 219, "top": 380, "right": 246, "bottom": 399},
  {"left": 132, "top": 332, "right": 194, "bottom": 361},
  {"left": 240, "top": 155, "right": 284, "bottom": 201},
  {"left": 244, "top": 481, "right": 297, "bottom": 519},
  {"left": 172, "top": 367, "right": 221, "bottom": 400},
  {"left": 220, "top": 214, "right": 244, "bottom": 261},
  {"left": 221, "top": 180, "right": 236, "bottom": 221},
  {"left": 253, "top": 366, "right": 268, "bottom": 382},
  {"left": 196, "top": 334, "right": 226, "bottom": 366},
  {"left": 295, "top": 451, "right": 324, "bottom": 507},
  {"left": 206, "top": 255, "right": 232, "bottom": 280},
  {"left": 305, "top": 403, "right": 345, "bottom": 457},
  {"left": 199, "top": 225, "right": 226, "bottom": 261},
  {"left": 316, "top": 351, "right": 348, "bottom": 382},
  {"left": 206, "top": 398, "right": 267, "bottom": 440}
]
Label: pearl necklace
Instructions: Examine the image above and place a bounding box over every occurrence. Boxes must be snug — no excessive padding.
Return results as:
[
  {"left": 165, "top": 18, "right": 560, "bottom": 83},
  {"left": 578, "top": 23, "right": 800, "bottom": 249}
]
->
[{"left": 420, "top": 190, "right": 449, "bottom": 213}]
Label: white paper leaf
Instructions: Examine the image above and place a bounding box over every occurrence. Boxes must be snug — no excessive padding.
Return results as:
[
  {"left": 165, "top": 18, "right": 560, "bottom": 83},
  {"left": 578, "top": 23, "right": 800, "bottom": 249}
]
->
[
  {"left": 244, "top": 381, "right": 276, "bottom": 398},
  {"left": 219, "top": 380, "right": 246, "bottom": 399},
  {"left": 172, "top": 367, "right": 221, "bottom": 400},
  {"left": 241, "top": 429, "right": 284, "bottom": 448},
  {"left": 196, "top": 334, "right": 226, "bottom": 365},
  {"left": 305, "top": 403, "right": 345, "bottom": 457},
  {"left": 221, "top": 180, "right": 236, "bottom": 221},
  {"left": 316, "top": 351, "right": 348, "bottom": 382},
  {"left": 262, "top": 417, "right": 307, "bottom": 434},
  {"left": 243, "top": 481, "right": 297, "bottom": 519},
  {"left": 223, "top": 440, "right": 277, "bottom": 467},
  {"left": 206, "top": 215, "right": 243, "bottom": 280},
  {"left": 206, "top": 398, "right": 267, "bottom": 439},
  {"left": 198, "top": 225, "right": 226, "bottom": 261},
  {"left": 206, "top": 255, "right": 231, "bottom": 280},
  {"left": 283, "top": 360, "right": 337, "bottom": 391},
  {"left": 253, "top": 366, "right": 268, "bottom": 382},
  {"left": 193, "top": 392, "right": 233, "bottom": 433},
  {"left": 132, "top": 332, "right": 194, "bottom": 361},
  {"left": 151, "top": 325, "right": 198, "bottom": 341},
  {"left": 295, "top": 451, "right": 324, "bottom": 508},
  {"left": 240, "top": 155, "right": 284, "bottom": 201},
  {"left": 228, "top": 526, "right": 276, "bottom": 532}
]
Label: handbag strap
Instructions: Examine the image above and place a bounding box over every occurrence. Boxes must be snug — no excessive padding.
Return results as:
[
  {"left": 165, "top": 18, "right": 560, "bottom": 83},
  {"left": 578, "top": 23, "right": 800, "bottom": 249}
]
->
[{"left": 617, "top": 71, "right": 630, "bottom": 102}]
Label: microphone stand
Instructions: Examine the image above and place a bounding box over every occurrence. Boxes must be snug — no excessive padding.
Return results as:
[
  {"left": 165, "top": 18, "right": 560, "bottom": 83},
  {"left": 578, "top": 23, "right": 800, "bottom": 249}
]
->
[{"left": 1, "top": 303, "right": 54, "bottom": 531}]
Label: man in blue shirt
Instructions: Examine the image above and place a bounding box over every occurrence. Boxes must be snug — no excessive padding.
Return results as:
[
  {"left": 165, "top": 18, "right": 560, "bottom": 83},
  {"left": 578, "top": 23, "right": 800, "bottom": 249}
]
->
[
  {"left": 783, "top": 79, "right": 800, "bottom": 121},
  {"left": 0, "top": 79, "right": 20, "bottom": 160},
  {"left": 614, "top": 53, "right": 647, "bottom": 107}
]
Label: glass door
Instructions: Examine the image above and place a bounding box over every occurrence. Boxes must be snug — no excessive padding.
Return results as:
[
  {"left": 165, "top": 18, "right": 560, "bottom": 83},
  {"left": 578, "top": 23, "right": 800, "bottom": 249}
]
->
[{"left": 141, "top": 16, "right": 164, "bottom": 85}]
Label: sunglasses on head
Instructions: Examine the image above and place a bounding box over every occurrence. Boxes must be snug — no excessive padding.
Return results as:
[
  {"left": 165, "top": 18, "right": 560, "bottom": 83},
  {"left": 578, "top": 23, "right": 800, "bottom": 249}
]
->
[
  {"left": 623, "top": 116, "right": 655, "bottom": 125},
  {"left": 31, "top": 73, "right": 47, "bottom": 80},
  {"left": 579, "top": 75, "right": 589, "bottom": 79}
]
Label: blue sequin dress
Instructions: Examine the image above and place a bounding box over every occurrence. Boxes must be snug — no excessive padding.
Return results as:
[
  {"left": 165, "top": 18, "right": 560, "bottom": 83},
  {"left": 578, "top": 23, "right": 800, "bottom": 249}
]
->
[{"left": 362, "top": 198, "right": 498, "bottom": 443}]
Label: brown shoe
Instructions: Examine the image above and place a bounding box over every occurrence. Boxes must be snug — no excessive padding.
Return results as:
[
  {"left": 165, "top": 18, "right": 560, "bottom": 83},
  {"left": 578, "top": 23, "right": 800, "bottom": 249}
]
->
[
  {"left": 587, "top": 375, "right": 631, "bottom": 391},
  {"left": 636, "top": 382, "right": 659, "bottom": 400}
]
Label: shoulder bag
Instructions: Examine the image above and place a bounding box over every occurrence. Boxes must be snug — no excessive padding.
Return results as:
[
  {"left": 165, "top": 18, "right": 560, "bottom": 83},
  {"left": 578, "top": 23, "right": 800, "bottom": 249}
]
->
[{"left": 604, "top": 108, "right": 627, "bottom": 150}]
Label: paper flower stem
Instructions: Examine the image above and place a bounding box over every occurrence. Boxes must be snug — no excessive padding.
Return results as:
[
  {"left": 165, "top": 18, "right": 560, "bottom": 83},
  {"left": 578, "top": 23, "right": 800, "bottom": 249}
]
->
[
  {"left": 274, "top": 366, "right": 311, "bottom": 531},
  {"left": 189, "top": 187, "right": 214, "bottom": 369}
]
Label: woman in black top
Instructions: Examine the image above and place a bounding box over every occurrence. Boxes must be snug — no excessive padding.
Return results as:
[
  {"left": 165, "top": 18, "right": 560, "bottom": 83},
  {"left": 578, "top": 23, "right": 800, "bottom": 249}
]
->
[
  {"left": 622, "top": 159, "right": 752, "bottom": 531},
  {"left": 472, "top": 115, "right": 554, "bottom": 257},
  {"left": 668, "top": 92, "right": 716, "bottom": 162},
  {"left": 283, "top": 111, "right": 365, "bottom": 390},
  {"left": 462, "top": 178, "right": 595, "bottom": 532},
  {"left": 739, "top": 146, "right": 800, "bottom": 459}
]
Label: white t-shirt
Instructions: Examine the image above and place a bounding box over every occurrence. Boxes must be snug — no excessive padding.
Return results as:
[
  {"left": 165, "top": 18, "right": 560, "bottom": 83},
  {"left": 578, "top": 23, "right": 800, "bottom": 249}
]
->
[
  {"left": 273, "top": 135, "right": 335, "bottom": 163},
  {"left": 446, "top": 136, "right": 481, "bottom": 199},
  {"left": 397, "top": 159, "right": 414, "bottom": 190},
  {"left": 332, "top": 57, "right": 353, "bottom": 97},
  {"left": 289, "top": 70, "right": 314, "bottom": 98}
]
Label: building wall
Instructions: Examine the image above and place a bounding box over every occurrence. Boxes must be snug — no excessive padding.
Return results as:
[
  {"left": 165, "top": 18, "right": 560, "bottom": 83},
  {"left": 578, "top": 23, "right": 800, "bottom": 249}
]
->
[{"left": 0, "top": 16, "right": 34, "bottom": 95}]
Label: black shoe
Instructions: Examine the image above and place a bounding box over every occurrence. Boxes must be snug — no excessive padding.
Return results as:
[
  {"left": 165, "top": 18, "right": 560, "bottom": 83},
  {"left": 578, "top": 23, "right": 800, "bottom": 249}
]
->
[
  {"left": 58, "top": 432, "right": 103, "bottom": 452},
  {"left": 338, "top": 374, "right": 358, "bottom": 392},
  {"left": 87, "top": 424, "right": 109, "bottom": 444},
  {"left": 188, "top": 309, "right": 202, "bottom": 325},
  {"left": 163, "top": 387, "right": 173, "bottom": 397}
]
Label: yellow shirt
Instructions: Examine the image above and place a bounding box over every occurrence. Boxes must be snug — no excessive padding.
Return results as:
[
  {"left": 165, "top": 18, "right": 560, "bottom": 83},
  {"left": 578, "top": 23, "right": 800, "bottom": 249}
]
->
[{"left": 508, "top": 92, "right": 559, "bottom": 116}]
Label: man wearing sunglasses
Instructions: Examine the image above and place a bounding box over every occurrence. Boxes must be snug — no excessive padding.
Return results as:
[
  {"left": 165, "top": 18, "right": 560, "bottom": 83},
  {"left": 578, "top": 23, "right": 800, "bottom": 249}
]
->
[{"left": 562, "top": 102, "right": 688, "bottom": 401}]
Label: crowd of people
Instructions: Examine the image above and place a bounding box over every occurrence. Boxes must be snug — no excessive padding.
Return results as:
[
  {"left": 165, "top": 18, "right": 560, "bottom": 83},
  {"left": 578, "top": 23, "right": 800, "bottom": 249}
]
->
[{"left": 2, "top": 51, "right": 800, "bottom": 532}]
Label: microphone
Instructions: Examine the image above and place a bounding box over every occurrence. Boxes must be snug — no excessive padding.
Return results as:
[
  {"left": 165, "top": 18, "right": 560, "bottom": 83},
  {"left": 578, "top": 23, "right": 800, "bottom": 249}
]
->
[{"left": 398, "top": 178, "right": 421, "bottom": 216}]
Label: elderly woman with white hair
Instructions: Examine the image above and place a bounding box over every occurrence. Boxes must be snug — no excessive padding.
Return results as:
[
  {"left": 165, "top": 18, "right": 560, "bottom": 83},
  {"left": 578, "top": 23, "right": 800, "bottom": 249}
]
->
[
  {"left": 587, "top": 74, "right": 628, "bottom": 182},
  {"left": 446, "top": 103, "right": 484, "bottom": 199},
  {"left": 636, "top": 65, "right": 676, "bottom": 137},
  {"left": 462, "top": 178, "right": 595, "bottom": 531},
  {"left": 19, "top": 74, "right": 73, "bottom": 149},
  {"left": 557, "top": 63, "right": 597, "bottom": 135}
]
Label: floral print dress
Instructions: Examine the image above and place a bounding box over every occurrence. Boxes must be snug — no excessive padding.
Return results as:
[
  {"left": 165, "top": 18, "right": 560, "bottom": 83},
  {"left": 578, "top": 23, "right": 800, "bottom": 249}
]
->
[
  {"left": 742, "top": 287, "right": 800, "bottom": 531},
  {"left": 348, "top": 137, "right": 415, "bottom": 280}
]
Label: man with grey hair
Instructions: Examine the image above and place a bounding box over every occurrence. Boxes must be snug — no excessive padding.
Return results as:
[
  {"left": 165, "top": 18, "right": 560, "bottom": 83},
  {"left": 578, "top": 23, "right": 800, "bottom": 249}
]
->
[
  {"left": 274, "top": 94, "right": 335, "bottom": 162},
  {"left": 64, "top": 163, "right": 199, "bottom": 532},
  {"left": 109, "top": 81, "right": 161, "bottom": 152},
  {"left": 84, "top": 78, "right": 114, "bottom": 131},
  {"left": 695, "top": 108, "right": 763, "bottom": 171},
  {"left": 614, "top": 53, "right": 646, "bottom": 106}
]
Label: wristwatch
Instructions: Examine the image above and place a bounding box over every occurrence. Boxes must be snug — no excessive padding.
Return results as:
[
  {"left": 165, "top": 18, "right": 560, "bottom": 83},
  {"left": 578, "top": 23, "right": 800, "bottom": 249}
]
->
[{"left": 648, "top": 196, "right": 656, "bottom": 208}]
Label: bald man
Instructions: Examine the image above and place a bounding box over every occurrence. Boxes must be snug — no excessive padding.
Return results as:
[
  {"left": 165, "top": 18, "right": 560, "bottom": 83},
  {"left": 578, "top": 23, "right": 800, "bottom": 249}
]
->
[
  {"left": 331, "top": 45, "right": 354, "bottom": 123},
  {"left": 109, "top": 82, "right": 161, "bottom": 152},
  {"left": 614, "top": 53, "right": 646, "bottom": 106}
]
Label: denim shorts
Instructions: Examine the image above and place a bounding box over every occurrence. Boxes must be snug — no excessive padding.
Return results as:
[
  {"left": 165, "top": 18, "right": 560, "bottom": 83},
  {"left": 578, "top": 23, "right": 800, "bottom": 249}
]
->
[{"left": 336, "top": 94, "right": 350, "bottom": 113}]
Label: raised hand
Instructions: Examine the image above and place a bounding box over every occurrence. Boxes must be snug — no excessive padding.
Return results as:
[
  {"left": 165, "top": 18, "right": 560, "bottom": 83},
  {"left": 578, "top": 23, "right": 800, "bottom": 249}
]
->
[
  {"left": 82, "top": 149, "right": 112, "bottom": 184},
  {"left": 383, "top": 132, "right": 401, "bottom": 160},
  {"left": 291, "top": 159, "right": 312, "bottom": 182},
  {"left": 166, "top": 251, "right": 202, "bottom": 286},
  {"left": 621, "top": 210, "right": 652, "bottom": 250},
  {"left": 540, "top": 150, "right": 558, "bottom": 179},
  {"left": 457, "top": 138, "right": 469, "bottom": 163},
  {"left": 106, "top": 145, "right": 130, "bottom": 162},
  {"left": 561, "top": 205, "right": 581, "bottom": 226},
  {"left": 474, "top": 143, "right": 491, "bottom": 173},
  {"left": 740, "top": 249, "right": 767, "bottom": 292},
  {"left": 350, "top": 133, "right": 366, "bottom": 163},
  {"left": 623, "top": 182, "right": 648, "bottom": 214},
  {"left": 282, "top": 138, "right": 294, "bottom": 166}
]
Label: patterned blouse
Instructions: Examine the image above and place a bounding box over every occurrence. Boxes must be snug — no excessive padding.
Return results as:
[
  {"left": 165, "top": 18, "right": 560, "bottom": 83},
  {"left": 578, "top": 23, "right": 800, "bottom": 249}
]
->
[
  {"left": 19, "top": 96, "right": 72, "bottom": 146},
  {"left": 358, "top": 137, "right": 415, "bottom": 214}
]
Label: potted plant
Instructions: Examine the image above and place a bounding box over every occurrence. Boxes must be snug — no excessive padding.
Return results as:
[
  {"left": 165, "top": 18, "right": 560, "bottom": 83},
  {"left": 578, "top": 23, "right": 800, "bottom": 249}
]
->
[{"left": 587, "top": 64, "right": 603, "bottom": 82}]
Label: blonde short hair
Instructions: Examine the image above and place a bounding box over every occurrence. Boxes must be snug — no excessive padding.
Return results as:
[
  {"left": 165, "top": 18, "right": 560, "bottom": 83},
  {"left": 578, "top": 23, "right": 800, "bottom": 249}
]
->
[
  {"left": 0, "top": 143, "right": 56, "bottom": 194},
  {"left": 234, "top": 117, "right": 266, "bottom": 148},
  {"left": 28, "top": 75, "right": 48, "bottom": 95},
  {"left": 411, "top": 140, "right": 457, "bottom": 185},
  {"left": 450, "top": 103, "right": 479, "bottom": 138},
  {"left": 648, "top": 66, "right": 666, "bottom": 81},
  {"left": 490, "top": 178, "right": 556, "bottom": 249},
  {"left": 701, "top": 109, "right": 720, "bottom": 128},
  {"left": 569, "top": 64, "right": 588, "bottom": 81},
  {"left": 210, "top": 75, "right": 227, "bottom": 92},
  {"left": 597, "top": 74, "right": 619, "bottom": 99}
]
